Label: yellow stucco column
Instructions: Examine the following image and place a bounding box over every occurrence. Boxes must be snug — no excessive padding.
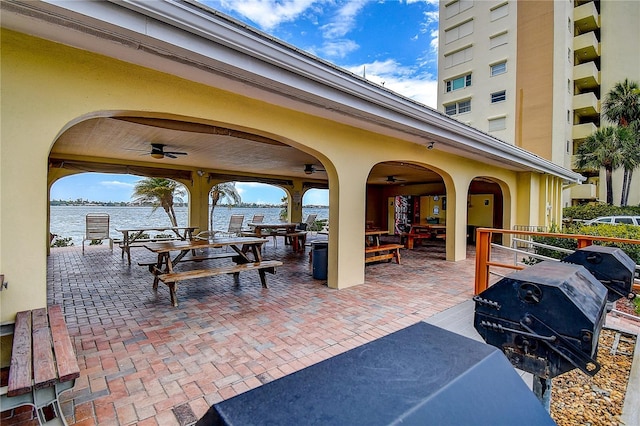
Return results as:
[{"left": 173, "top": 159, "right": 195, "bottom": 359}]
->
[
  {"left": 326, "top": 165, "right": 368, "bottom": 289},
  {"left": 185, "top": 172, "right": 210, "bottom": 233}
]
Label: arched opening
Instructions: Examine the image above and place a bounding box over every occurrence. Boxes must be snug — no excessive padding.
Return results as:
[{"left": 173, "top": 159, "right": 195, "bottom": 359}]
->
[
  {"left": 466, "top": 177, "right": 507, "bottom": 244},
  {"left": 49, "top": 173, "right": 191, "bottom": 247},
  {"left": 366, "top": 161, "right": 446, "bottom": 234}
]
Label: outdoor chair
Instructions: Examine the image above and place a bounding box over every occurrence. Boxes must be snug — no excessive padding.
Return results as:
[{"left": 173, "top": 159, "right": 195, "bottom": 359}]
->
[
  {"left": 241, "top": 214, "right": 265, "bottom": 237},
  {"left": 82, "top": 213, "right": 113, "bottom": 254},
  {"left": 195, "top": 214, "right": 245, "bottom": 240},
  {"left": 300, "top": 214, "right": 318, "bottom": 235}
]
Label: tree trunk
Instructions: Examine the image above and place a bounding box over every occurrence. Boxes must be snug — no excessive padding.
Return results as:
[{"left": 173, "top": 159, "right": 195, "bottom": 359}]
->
[
  {"left": 620, "top": 169, "right": 629, "bottom": 206},
  {"left": 623, "top": 169, "right": 634, "bottom": 206},
  {"left": 169, "top": 205, "right": 178, "bottom": 227},
  {"left": 605, "top": 167, "right": 614, "bottom": 205}
]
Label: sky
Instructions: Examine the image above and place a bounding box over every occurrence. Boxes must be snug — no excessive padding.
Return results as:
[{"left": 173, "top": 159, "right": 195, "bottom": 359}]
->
[{"left": 50, "top": 0, "right": 440, "bottom": 205}]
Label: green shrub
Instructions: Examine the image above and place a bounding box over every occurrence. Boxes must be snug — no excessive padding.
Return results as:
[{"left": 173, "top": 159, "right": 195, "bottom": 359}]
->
[
  {"left": 528, "top": 224, "right": 640, "bottom": 265},
  {"left": 89, "top": 239, "right": 103, "bottom": 246},
  {"left": 155, "top": 233, "right": 173, "bottom": 239},
  {"left": 51, "top": 236, "right": 74, "bottom": 247},
  {"left": 576, "top": 224, "right": 640, "bottom": 265},
  {"left": 309, "top": 219, "right": 328, "bottom": 232},
  {"left": 563, "top": 204, "right": 640, "bottom": 221}
]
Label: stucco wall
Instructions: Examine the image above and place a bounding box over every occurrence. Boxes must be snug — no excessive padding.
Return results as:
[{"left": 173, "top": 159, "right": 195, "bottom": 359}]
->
[{"left": 1, "top": 29, "right": 555, "bottom": 321}]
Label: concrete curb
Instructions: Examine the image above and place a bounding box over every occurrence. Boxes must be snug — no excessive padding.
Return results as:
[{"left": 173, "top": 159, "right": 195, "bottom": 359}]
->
[{"left": 621, "top": 331, "right": 639, "bottom": 426}]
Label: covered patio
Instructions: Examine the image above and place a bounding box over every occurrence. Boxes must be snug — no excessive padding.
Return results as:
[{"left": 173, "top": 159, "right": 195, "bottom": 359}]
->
[{"left": 41, "top": 239, "right": 476, "bottom": 425}]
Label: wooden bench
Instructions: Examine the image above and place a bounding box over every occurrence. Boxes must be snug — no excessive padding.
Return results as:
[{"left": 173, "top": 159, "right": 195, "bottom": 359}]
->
[
  {"left": 138, "top": 252, "right": 236, "bottom": 272},
  {"left": 156, "top": 260, "right": 284, "bottom": 307},
  {"left": 402, "top": 232, "right": 433, "bottom": 250},
  {"left": 365, "top": 244, "right": 403, "bottom": 265},
  {"left": 285, "top": 231, "right": 307, "bottom": 252},
  {"left": 1, "top": 305, "right": 79, "bottom": 425}
]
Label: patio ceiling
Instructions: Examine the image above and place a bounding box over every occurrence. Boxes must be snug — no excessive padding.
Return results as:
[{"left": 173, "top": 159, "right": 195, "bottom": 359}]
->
[{"left": 49, "top": 116, "right": 443, "bottom": 186}]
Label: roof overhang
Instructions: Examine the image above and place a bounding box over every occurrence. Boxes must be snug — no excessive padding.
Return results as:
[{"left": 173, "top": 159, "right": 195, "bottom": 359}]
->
[{"left": 1, "top": 0, "right": 585, "bottom": 183}]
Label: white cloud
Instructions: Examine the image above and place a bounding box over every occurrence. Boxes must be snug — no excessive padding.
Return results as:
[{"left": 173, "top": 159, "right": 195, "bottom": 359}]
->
[
  {"left": 100, "top": 180, "right": 136, "bottom": 189},
  {"left": 211, "top": 0, "right": 320, "bottom": 30},
  {"left": 320, "top": 0, "right": 367, "bottom": 39},
  {"left": 343, "top": 59, "right": 438, "bottom": 107},
  {"left": 318, "top": 39, "right": 359, "bottom": 59}
]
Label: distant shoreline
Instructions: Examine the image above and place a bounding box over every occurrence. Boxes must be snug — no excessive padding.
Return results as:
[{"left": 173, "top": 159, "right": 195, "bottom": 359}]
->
[{"left": 50, "top": 202, "right": 328, "bottom": 208}]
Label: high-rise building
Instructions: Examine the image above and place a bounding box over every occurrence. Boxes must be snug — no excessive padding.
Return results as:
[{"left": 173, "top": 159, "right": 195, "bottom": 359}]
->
[{"left": 437, "top": 0, "right": 639, "bottom": 207}]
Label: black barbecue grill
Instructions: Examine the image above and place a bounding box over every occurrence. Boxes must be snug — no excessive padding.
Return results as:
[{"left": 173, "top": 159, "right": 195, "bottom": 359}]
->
[
  {"left": 474, "top": 260, "right": 608, "bottom": 379},
  {"left": 562, "top": 245, "right": 637, "bottom": 303}
]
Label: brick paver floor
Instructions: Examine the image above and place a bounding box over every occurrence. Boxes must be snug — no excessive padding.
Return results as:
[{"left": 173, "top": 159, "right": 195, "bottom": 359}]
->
[
  {"left": 14, "top": 234, "right": 637, "bottom": 425},
  {"left": 15, "top": 237, "right": 473, "bottom": 426},
  {"left": 2, "top": 236, "right": 637, "bottom": 425}
]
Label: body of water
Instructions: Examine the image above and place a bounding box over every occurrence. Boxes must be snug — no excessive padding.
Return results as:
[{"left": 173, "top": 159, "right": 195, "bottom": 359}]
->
[{"left": 50, "top": 206, "right": 329, "bottom": 246}]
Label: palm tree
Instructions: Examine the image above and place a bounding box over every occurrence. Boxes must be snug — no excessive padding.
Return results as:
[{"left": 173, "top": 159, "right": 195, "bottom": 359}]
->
[
  {"left": 602, "top": 79, "right": 640, "bottom": 127},
  {"left": 619, "top": 121, "right": 640, "bottom": 205},
  {"left": 209, "top": 182, "right": 241, "bottom": 231},
  {"left": 575, "top": 126, "right": 627, "bottom": 205},
  {"left": 602, "top": 79, "right": 640, "bottom": 205},
  {"left": 132, "top": 178, "right": 186, "bottom": 226}
]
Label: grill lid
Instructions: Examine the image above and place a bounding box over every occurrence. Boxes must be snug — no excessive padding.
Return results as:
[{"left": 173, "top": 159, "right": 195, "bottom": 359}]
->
[{"left": 474, "top": 261, "right": 607, "bottom": 378}]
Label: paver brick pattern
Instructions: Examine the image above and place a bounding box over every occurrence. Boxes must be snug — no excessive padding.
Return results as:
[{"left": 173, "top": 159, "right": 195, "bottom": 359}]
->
[{"left": 7, "top": 237, "right": 482, "bottom": 425}]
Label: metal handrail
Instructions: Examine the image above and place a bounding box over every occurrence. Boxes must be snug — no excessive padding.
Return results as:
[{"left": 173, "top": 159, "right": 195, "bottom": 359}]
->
[{"left": 475, "top": 228, "right": 640, "bottom": 294}]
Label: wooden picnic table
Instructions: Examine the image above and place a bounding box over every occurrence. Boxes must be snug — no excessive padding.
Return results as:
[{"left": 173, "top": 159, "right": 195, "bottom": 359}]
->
[
  {"left": 363, "top": 230, "right": 402, "bottom": 265},
  {"left": 143, "top": 237, "right": 282, "bottom": 307},
  {"left": 403, "top": 224, "right": 447, "bottom": 249},
  {"left": 365, "top": 229, "right": 389, "bottom": 247},
  {"left": 245, "top": 223, "right": 306, "bottom": 252},
  {"left": 115, "top": 226, "right": 198, "bottom": 264}
]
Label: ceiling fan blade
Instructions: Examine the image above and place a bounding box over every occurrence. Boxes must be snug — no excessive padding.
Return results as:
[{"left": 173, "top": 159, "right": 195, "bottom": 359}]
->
[
  {"left": 164, "top": 153, "right": 178, "bottom": 159},
  {"left": 165, "top": 151, "right": 188, "bottom": 156}
]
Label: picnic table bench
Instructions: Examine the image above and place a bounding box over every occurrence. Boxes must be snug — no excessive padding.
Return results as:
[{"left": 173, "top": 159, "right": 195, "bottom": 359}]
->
[
  {"left": 115, "top": 226, "right": 198, "bottom": 265},
  {"left": 144, "top": 238, "right": 283, "bottom": 307},
  {"left": 365, "top": 244, "right": 403, "bottom": 264},
  {"left": 1, "top": 305, "right": 79, "bottom": 425}
]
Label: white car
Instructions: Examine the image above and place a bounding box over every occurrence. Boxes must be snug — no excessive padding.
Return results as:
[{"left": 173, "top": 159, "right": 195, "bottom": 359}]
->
[{"left": 585, "top": 216, "right": 640, "bottom": 226}]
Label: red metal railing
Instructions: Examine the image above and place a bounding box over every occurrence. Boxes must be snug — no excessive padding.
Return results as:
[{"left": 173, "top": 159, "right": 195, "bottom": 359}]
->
[{"left": 474, "top": 228, "right": 640, "bottom": 294}]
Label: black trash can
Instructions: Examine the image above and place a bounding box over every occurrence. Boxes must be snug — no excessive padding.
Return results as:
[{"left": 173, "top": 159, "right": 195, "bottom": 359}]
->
[{"left": 312, "top": 242, "right": 328, "bottom": 280}]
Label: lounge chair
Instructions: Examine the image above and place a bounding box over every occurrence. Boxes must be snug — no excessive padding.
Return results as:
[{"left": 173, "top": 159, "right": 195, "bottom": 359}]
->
[
  {"left": 82, "top": 213, "right": 114, "bottom": 254},
  {"left": 241, "top": 214, "right": 265, "bottom": 237},
  {"left": 195, "top": 214, "right": 245, "bottom": 240}
]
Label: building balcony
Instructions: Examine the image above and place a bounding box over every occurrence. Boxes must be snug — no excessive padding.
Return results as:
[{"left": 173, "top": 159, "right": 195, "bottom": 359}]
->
[
  {"left": 574, "top": 1, "right": 600, "bottom": 33},
  {"left": 574, "top": 32, "right": 600, "bottom": 63},
  {"left": 573, "top": 92, "right": 600, "bottom": 117},
  {"left": 573, "top": 62, "right": 600, "bottom": 91},
  {"left": 570, "top": 183, "right": 597, "bottom": 200},
  {"left": 572, "top": 122, "right": 597, "bottom": 140}
]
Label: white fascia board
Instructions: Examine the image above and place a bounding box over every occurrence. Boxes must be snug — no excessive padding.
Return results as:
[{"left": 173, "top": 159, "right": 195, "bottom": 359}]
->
[{"left": 20, "top": 0, "right": 583, "bottom": 183}]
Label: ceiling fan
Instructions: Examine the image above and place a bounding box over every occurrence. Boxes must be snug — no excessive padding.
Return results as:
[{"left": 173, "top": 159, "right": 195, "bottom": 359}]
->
[
  {"left": 146, "top": 143, "right": 188, "bottom": 159},
  {"left": 304, "top": 164, "right": 325, "bottom": 174},
  {"left": 386, "top": 175, "right": 406, "bottom": 183}
]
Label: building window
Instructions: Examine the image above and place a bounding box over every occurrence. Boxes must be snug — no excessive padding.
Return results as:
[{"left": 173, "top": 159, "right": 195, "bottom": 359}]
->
[
  {"left": 490, "top": 2, "right": 508, "bottom": 21},
  {"left": 567, "top": 110, "right": 571, "bottom": 123},
  {"left": 568, "top": 48, "right": 572, "bottom": 63},
  {"left": 568, "top": 79, "right": 572, "bottom": 93},
  {"left": 444, "top": 99, "right": 472, "bottom": 116},
  {"left": 488, "top": 116, "right": 506, "bottom": 131},
  {"left": 445, "top": 0, "right": 473, "bottom": 19},
  {"left": 444, "top": 45, "right": 473, "bottom": 68},
  {"left": 490, "top": 32, "right": 508, "bottom": 49},
  {"left": 445, "top": 73, "right": 472, "bottom": 92},
  {"left": 445, "top": 19, "right": 474, "bottom": 44},
  {"left": 490, "top": 61, "right": 507, "bottom": 76},
  {"left": 491, "top": 90, "right": 506, "bottom": 103},
  {"left": 567, "top": 141, "right": 570, "bottom": 153}
]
